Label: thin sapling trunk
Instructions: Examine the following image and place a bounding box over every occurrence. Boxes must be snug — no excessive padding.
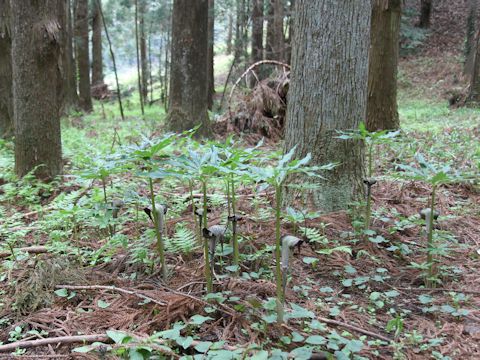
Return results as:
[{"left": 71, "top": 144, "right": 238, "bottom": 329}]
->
[{"left": 275, "top": 183, "right": 284, "bottom": 323}]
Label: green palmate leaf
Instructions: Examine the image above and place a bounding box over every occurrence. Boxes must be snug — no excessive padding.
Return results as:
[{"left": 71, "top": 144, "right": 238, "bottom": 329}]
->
[
  {"left": 305, "top": 335, "right": 326, "bottom": 345},
  {"left": 194, "top": 341, "right": 212, "bottom": 353}
]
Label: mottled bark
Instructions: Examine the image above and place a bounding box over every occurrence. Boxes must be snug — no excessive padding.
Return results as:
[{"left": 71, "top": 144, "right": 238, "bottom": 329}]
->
[
  {"left": 167, "top": 0, "right": 210, "bottom": 137},
  {"left": 207, "top": 0, "right": 215, "bottom": 109},
  {"left": 285, "top": 0, "right": 371, "bottom": 212},
  {"left": 11, "top": 0, "right": 64, "bottom": 179},
  {"left": 75, "top": 0, "right": 92, "bottom": 112},
  {"left": 91, "top": 0, "right": 104, "bottom": 86},
  {"left": 0, "top": 0, "right": 13, "bottom": 138},
  {"left": 140, "top": 0, "right": 148, "bottom": 102},
  {"left": 266, "top": 0, "right": 284, "bottom": 61},
  {"left": 64, "top": 0, "right": 79, "bottom": 109},
  {"left": 466, "top": 30, "right": 480, "bottom": 104},
  {"left": 251, "top": 0, "right": 264, "bottom": 63},
  {"left": 366, "top": 0, "right": 401, "bottom": 131},
  {"left": 418, "top": 0, "right": 432, "bottom": 28},
  {"left": 464, "top": 0, "right": 478, "bottom": 76}
]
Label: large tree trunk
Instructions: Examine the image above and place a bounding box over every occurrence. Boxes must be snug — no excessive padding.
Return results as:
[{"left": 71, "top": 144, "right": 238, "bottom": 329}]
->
[
  {"left": 64, "top": 0, "right": 79, "bottom": 109},
  {"left": 251, "top": 0, "right": 264, "bottom": 63},
  {"left": 285, "top": 0, "right": 371, "bottom": 212},
  {"left": 266, "top": 0, "right": 284, "bottom": 61},
  {"left": 464, "top": 0, "right": 478, "bottom": 76},
  {"left": 207, "top": 0, "right": 215, "bottom": 109},
  {"left": 0, "top": 0, "right": 13, "bottom": 138},
  {"left": 167, "top": 0, "right": 210, "bottom": 137},
  {"left": 139, "top": 0, "right": 148, "bottom": 102},
  {"left": 466, "top": 29, "right": 480, "bottom": 104},
  {"left": 11, "top": 0, "right": 64, "bottom": 179},
  {"left": 75, "top": 0, "right": 92, "bottom": 112},
  {"left": 418, "top": 0, "right": 432, "bottom": 28},
  {"left": 91, "top": 0, "right": 104, "bottom": 86},
  {"left": 366, "top": 0, "right": 401, "bottom": 131}
]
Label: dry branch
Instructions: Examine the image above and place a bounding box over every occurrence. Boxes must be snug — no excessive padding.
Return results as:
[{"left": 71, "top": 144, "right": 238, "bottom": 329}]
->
[
  {"left": 0, "top": 246, "right": 48, "bottom": 259},
  {"left": 55, "top": 285, "right": 167, "bottom": 306},
  {"left": 0, "top": 334, "right": 110, "bottom": 353},
  {"left": 316, "top": 316, "right": 392, "bottom": 342}
]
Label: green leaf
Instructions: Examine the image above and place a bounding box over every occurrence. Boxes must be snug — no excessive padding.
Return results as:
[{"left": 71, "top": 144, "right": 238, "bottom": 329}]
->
[
  {"left": 54, "top": 289, "right": 68, "bottom": 297},
  {"left": 194, "top": 341, "right": 212, "bottom": 353},
  {"left": 369, "top": 292, "right": 382, "bottom": 301},
  {"left": 384, "top": 290, "right": 400, "bottom": 298},
  {"left": 287, "top": 303, "right": 315, "bottom": 319},
  {"left": 305, "top": 335, "right": 326, "bottom": 345},
  {"left": 419, "top": 294, "right": 433, "bottom": 304},
  {"left": 251, "top": 350, "right": 269, "bottom": 360},
  {"left": 97, "top": 300, "right": 110, "bottom": 309},
  {"left": 302, "top": 257, "right": 319, "bottom": 265},
  {"left": 106, "top": 330, "right": 130, "bottom": 345},
  {"left": 190, "top": 315, "right": 213, "bottom": 325}
]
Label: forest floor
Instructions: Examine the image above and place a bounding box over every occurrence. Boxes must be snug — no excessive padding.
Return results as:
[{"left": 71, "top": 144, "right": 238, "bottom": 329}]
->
[{"left": 1, "top": 4, "right": 480, "bottom": 360}]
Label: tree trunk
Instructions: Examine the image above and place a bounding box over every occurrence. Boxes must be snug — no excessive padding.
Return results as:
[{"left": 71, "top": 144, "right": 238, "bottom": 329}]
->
[
  {"left": 91, "top": 0, "right": 104, "bottom": 86},
  {"left": 266, "top": 1, "right": 274, "bottom": 60},
  {"left": 64, "top": 0, "right": 79, "bottom": 109},
  {"left": 226, "top": 13, "right": 233, "bottom": 55},
  {"left": 285, "top": 0, "right": 295, "bottom": 62},
  {"left": 418, "top": 0, "right": 432, "bottom": 28},
  {"left": 251, "top": 0, "right": 264, "bottom": 63},
  {"left": 167, "top": 0, "right": 210, "bottom": 137},
  {"left": 140, "top": 0, "right": 148, "bottom": 102},
  {"left": 285, "top": 0, "right": 371, "bottom": 212},
  {"left": 207, "top": 0, "right": 215, "bottom": 110},
  {"left": 366, "top": 0, "right": 401, "bottom": 131},
  {"left": 464, "top": 0, "right": 478, "bottom": 76},
  {"left": 0, "top": 0, "right": 13, "bottom": 138},
  {"left": 466, "top": 29, "right": 480, "bottom": 104},
  {"left": 11, "top": 0, "right": 64, "bottom": 179},
  {"left": 75, "top": 0, "right": 92, "bottom": 112},
  {"left": 273, "top": 0, "right": 285, "bottom": 62}
]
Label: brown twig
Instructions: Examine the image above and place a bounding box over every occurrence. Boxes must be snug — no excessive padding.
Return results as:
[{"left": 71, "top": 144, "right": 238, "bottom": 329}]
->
[
  {"left": 0, "top": 334, "right": 110, "bottom": 353},
  {"left": 0, "top": 246, "right": 48, "bottom": 259},
  {"left": 316, "top": 316, "right": 392, "bottom": 343},
  {"left": 55, "top": 285, "right": 167, "bottom": 306},
  {"left": 394, "top": 287, "right": 480, "bottom": 295}
]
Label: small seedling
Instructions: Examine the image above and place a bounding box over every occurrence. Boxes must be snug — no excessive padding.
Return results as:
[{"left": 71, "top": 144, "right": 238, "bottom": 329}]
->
[{"left": 281, "top": 235, "right": 303, "bottom": 302}]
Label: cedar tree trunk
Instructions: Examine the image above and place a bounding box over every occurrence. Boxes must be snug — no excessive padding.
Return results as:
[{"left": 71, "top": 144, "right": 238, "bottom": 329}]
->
[
  {"left": 91, "top": 0, "right": 104, "bottom": 86},
  {"left": 366, "top": 0, "right": 401, "bottom": 131},
  {"left": 0, "top": 0, "right": 13, "bottom": 138},
  {"left": 75, "top": 0, "right": 92, "bottom": 112},
  {"left": 167, "top": 0, "right": 210, "bottom": 137},
  {"left": 285, "top": 0, "right": 371, "bottom": 212},
  {"left": 11, "top": 0, "right": 64, "bottom": 179}
]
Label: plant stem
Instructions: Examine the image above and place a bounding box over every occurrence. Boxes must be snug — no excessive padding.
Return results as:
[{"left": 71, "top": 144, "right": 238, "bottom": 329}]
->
[
  {"left": 365, "top": 188, "right": 372, "bottom": 232},
  {"left": 368, "top": 143, "right": 373, "bottom": 178},
  {"left": 202, "top": 179, "right": 213, "bottom": 293},
  {"left": 102, "top": 177, "right": 113, "bottom": 237},
  {"left": 231, "top": 176, "right": 239, "bottom": 275},
  {"left": 189, "top": 180, "right": 201, "bottom": 245},
  {"left": 427, "top": 184, "right": 437, "bottom": 288},
  {"left": 226, "top": 179, "right": 231, "bottom": 217},
  {"left": 275, "top": 184, "right": 284, "bottom": 324},
  {"left": 149, "top": 178, "right": 167, "bottom": 280}
]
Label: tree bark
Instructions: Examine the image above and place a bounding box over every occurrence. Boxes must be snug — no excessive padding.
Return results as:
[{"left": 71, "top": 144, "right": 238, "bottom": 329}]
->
[
  {"left": 251, "top": 0, "right": 264, "bottom": 63},
  {"left": 75, "top": 0, "right": 92, "bottom": 112},
  {"left": 91, "top": 0, "right": 104, "bottom": 86},
  {"left": 418, "top": 0, "right": 432, "bottom": 28},
  {"left": 466, "top": 29, "right": 480, "bottom": 104},
  {"left": 226, "top": 13, "right": 233, "bottom": 55},
  {"left": 266, "top": 0, "right": 284, "bottom": 61},
  {"left": 0, "top": 0, "right": 13, "bottom": 138},
  {"left": 167, "top": 0, "right": 210, "bottom": 137},
  {"left": 285, "top": 0, "right": 371, "bottom": 212},
  {"left": 366, "top": 0, "right": 401, "bottom": 131},
  {"left": 64, "top": 0, "right": 79, "bottom": 109},
  {"left": 11, "top": 0, "right": 64, "bottom": 179},
  {"left": 139, "top": 0, "right": 148, "bottom": 102},
  {"left": 464, "top": 0, "right": 478, "bottom": 76},
  {"left": 207, "top": 0, "right": 215, "bottom": 109}
]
